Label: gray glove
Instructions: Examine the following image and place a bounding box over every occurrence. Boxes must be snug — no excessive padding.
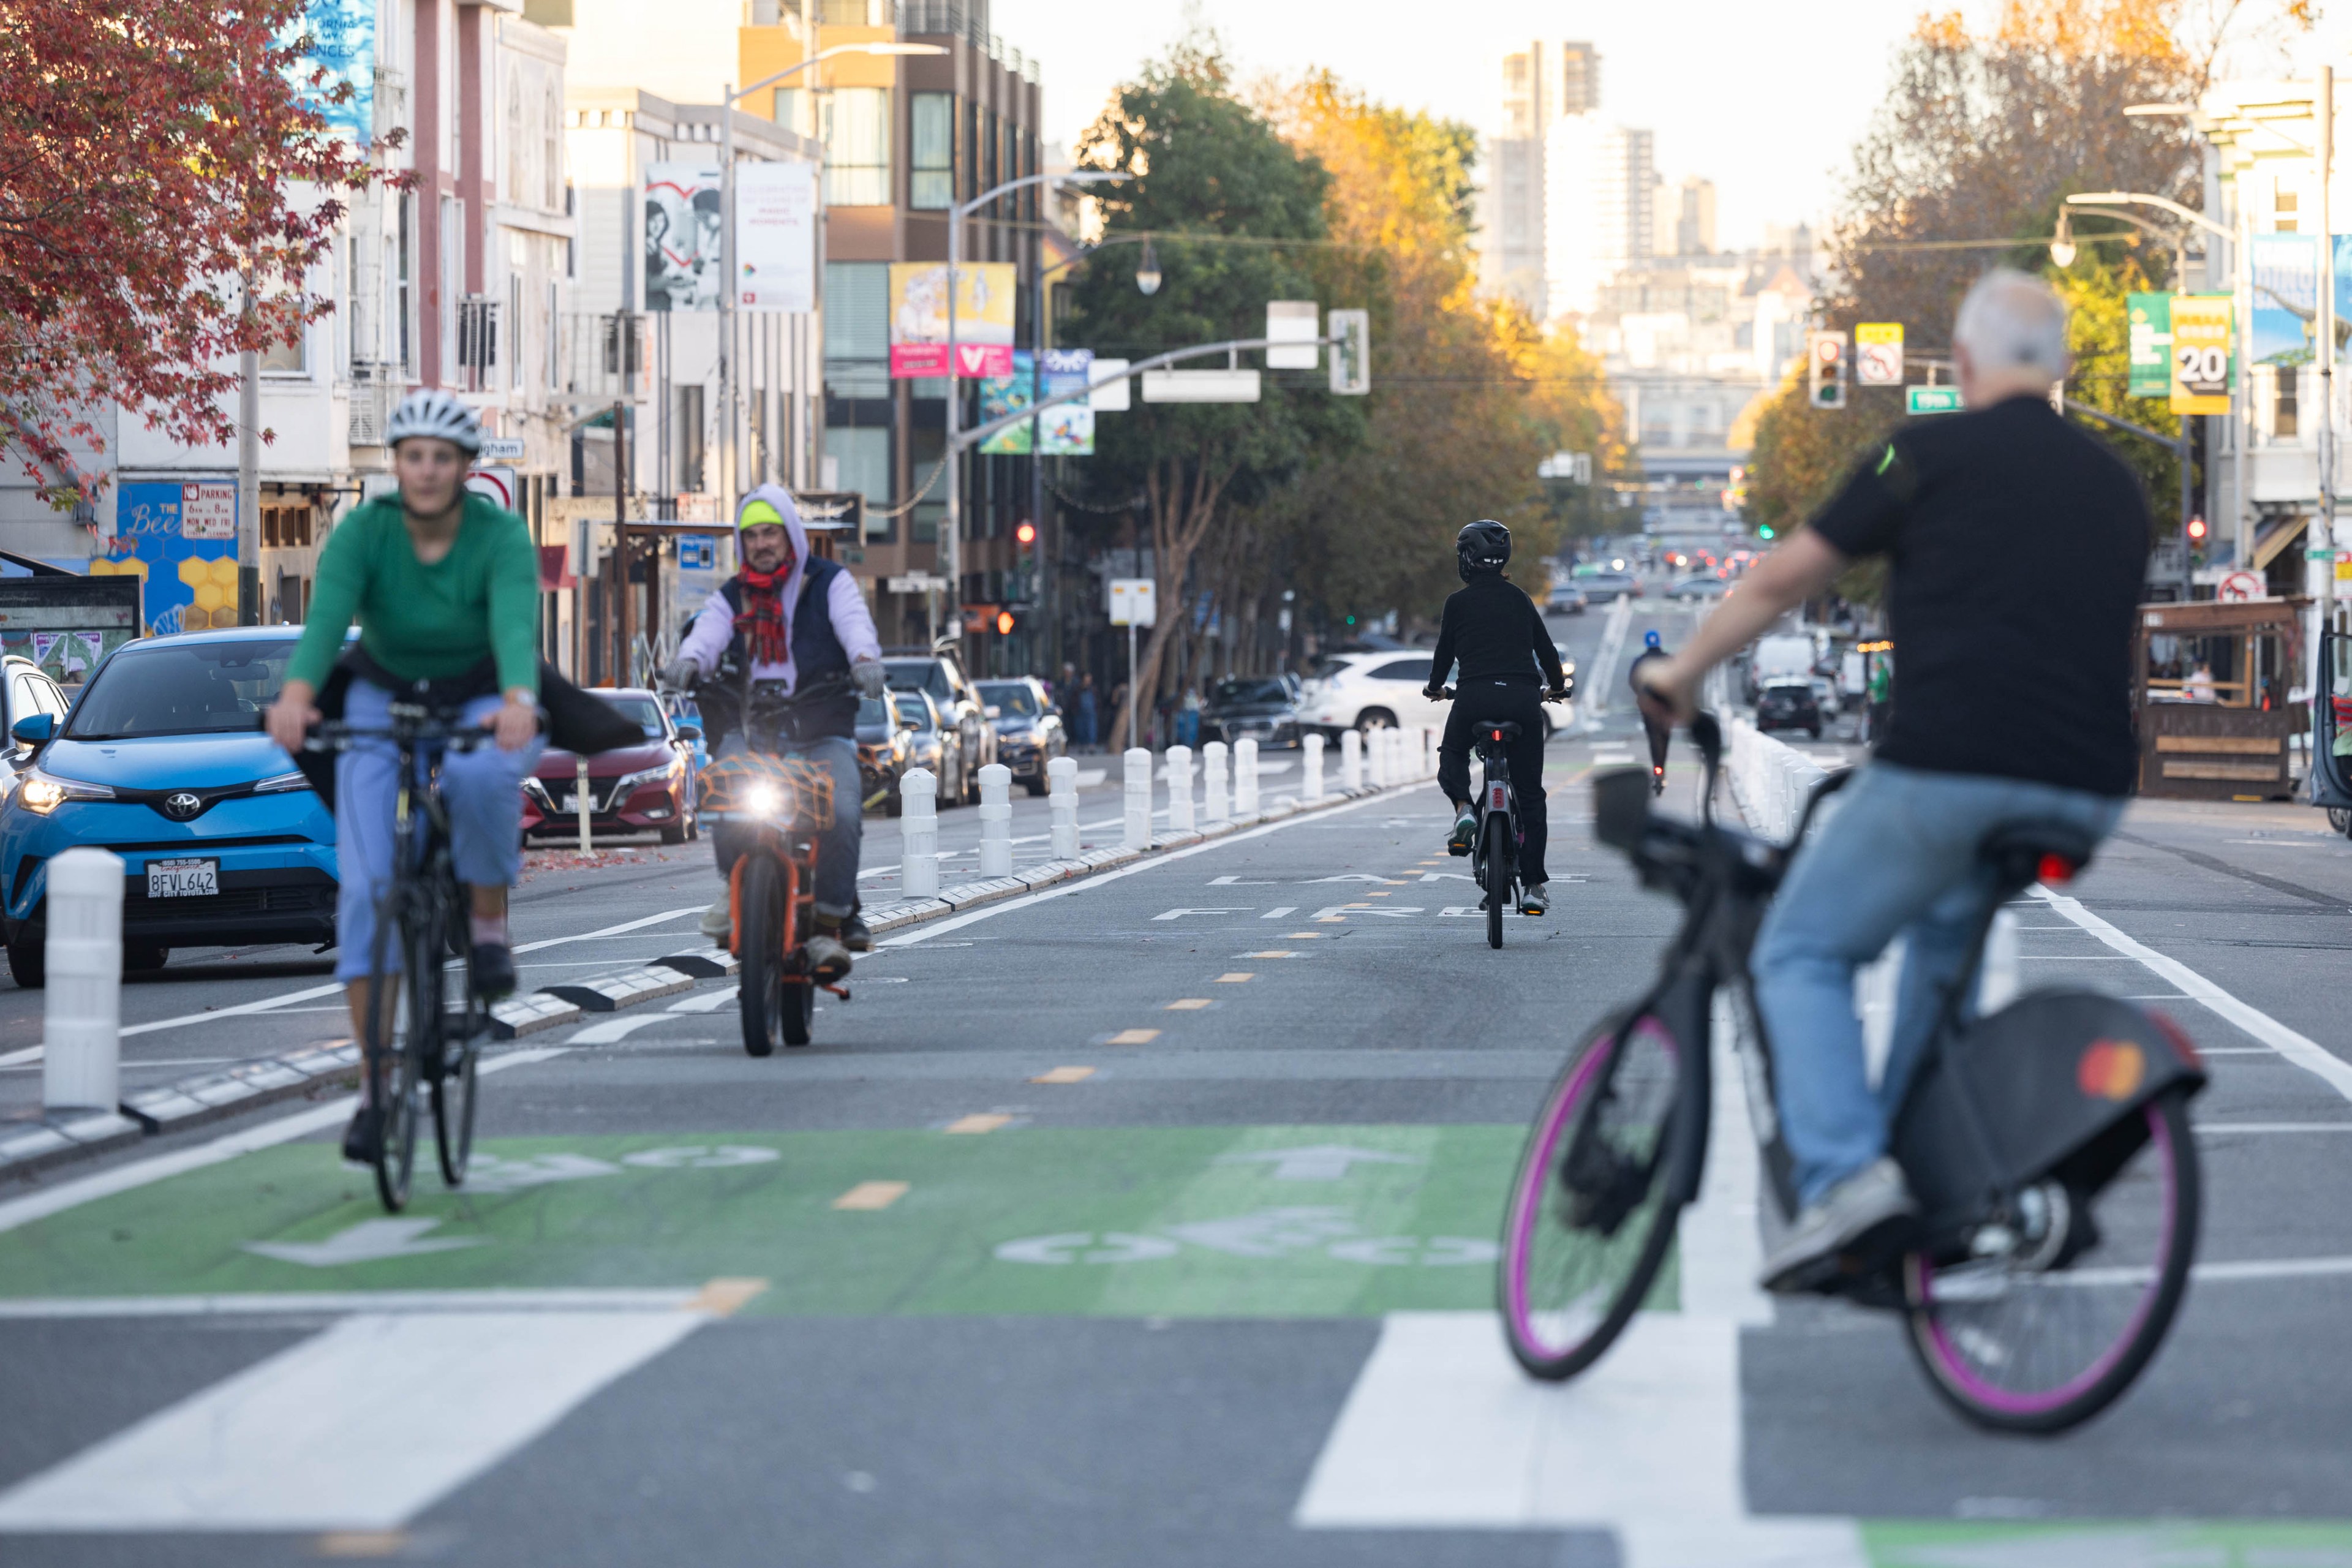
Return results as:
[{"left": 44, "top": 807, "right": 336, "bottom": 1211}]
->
[
  {"left": 658, "top": 655, "right": 701, "bottom": 690},
  {"left": 853, "top": 659, "right": 888, "bottom": 699}
]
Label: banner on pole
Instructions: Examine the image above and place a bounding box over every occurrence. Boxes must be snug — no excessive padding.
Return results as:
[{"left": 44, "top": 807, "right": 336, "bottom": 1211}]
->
[
  {"left": 1038, "top": 349, "right": 1096, "bottom": 454},
  {"left": 643, "top": 165, "right": 722, "bottom": 311},
  {"left": 979, "top": 352, "right": 1035, "bottom": 454},
  {"left": 2127, "top": 293, "right": 2173, "bottom": 398},
  {"left": 2168, "top": 295, "right": 2234, "bottom": 415},
  {"left": 733, "top": 159, "right": 818, "bottom": 313},
  {"left": 888, "top": 262, "right": 1016, "bottom": 377}
]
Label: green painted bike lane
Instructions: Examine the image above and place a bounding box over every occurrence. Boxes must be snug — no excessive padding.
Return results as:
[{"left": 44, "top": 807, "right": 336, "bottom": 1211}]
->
[{"left": 0, "top": 1123, "right": 1616, "bottom": 1317}]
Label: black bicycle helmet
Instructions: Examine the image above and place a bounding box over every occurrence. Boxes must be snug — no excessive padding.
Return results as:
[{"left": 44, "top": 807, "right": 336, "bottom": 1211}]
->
[{"left": 1457, "top": 519, "right": 1512, "bottom": 582}]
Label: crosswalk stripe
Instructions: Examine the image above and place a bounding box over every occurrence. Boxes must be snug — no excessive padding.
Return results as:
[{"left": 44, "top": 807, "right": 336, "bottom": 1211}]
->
[{"left": 0, "top": 1310, "right": 699, "bottom": 1531}]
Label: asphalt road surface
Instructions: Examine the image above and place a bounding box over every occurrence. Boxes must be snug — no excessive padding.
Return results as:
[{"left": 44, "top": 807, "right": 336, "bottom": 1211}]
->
[{"left": 4, "top": 598, "right": 2351, "bottom": 1566}]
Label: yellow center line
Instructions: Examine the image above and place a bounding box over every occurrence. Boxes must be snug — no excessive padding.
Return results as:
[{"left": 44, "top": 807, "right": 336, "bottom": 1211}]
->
[
  {"left": 1216, "top": 972, "right": 1254, "bottom": 983},
  {"left": 1284, "top": 932, "right": 1324, "bottom": 940},
  {"left": 1031, "top": 1065, "right": 1096, "bottom": 1084},
  {"left": 944, "top": 1113, "right": 1014, "bottom": 1134},
  {"left": 687, "top": 1277, "right": 770, "bottom": 1316},
  {"left": 833, "top": 1180, "right": 911, "bottom": 1210},
  {"left": 1164, "top": 999, "right": 1213, "bottom": 1011},
  {"left": 1242, "top": 951, "right": 1298, "bottom": 959},
  {"left": 1109, "top": 1027, "right": 1163, "bottom": 1042}
]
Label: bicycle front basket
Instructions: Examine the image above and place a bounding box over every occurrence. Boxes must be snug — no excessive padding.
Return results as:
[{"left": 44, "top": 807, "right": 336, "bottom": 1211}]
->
[{"left": 698, "top": 753, "right": 836, "bottom": 830}]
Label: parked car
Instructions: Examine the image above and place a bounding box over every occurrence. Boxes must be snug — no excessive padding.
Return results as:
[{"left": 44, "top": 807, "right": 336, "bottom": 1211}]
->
[
  {"left": 883, "top": 644, "right": 995, "bottom": 805},
  {"left": 1297, "top": 652, "right": 1560, "bottom": 741},
  {"left": 0, "top": 627, "right": 334, "bottom": 986},
  {"left": 855, "top": 690, "right": 918, "bottom": 815},
  {"left": 1, "top": 654, "right": 70, "bottom": 791},
  {"left": 1202, "top": 675, "right": 1303, "bottom": 749},
  {"left": 891, "top": 688, "right": 962, "bottom": 800},
  {"left": 1669, "top": 575, "right": 1729, "bottom": 601},
  {"left": 1755, "top": 679, "right": 1823, "bottom": 739},
  {"left": 976, "top": 677, "right": 1066, "bottom": 793},
  {"left": 522, "top": 688, "right": 698, "bottom": 845},
  {"left": 1574, "top": 569, "right": 1643, "bottom": 603},
  {"left": 660, "top": 689, "right": 711, "bottom": 780},
  {"left": 1545, "top": 583, "right": 1589, "bottom": 616}
]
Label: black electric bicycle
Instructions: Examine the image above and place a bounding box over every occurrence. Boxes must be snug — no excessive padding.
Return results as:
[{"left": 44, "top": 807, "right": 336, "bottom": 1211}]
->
[
  {"left": 1436, "top": 687, "right": 1566, "bottom": 949},
  {"left": 1498, "top": 712, "right": 2207, "bottom": 1433},
  {"left": 311, "top": 707, "right": 497, "bottom": 1212}
]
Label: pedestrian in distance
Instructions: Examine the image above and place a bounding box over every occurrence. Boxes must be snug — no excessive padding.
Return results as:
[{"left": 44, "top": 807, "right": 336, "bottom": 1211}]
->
[{"left": 1628, "top": 629, "right": 1671, "bottom": 795}]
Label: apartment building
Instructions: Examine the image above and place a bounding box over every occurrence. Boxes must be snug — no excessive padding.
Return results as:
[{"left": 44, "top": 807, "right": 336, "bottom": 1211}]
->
[{"left": 1482, "top": 40, "right": 1601, "bottom": 318}]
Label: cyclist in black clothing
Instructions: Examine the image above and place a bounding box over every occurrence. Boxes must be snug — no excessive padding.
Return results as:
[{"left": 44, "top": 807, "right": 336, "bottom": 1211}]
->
[
  {"left": 1427, "top": 520, "right": 1569, "bottom": 915},
  {"left": 1629, "top": 629, "right": 1670, "bottom": 795}
]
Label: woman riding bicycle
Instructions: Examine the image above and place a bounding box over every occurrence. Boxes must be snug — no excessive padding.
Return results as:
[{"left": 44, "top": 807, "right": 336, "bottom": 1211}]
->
[{"left": 264, "top": 390, "right": 545, "bottom": 1164}]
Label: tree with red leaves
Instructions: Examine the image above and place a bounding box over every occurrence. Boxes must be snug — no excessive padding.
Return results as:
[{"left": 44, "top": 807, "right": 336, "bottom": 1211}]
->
[{"left": 0, "top": 0, "right": 401, "bottom": 507}]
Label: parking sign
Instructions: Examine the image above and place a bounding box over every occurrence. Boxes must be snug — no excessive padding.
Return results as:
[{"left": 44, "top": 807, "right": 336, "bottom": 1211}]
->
[{"left": 1855, "top": 322, "right": 1904, "bottom": 386}]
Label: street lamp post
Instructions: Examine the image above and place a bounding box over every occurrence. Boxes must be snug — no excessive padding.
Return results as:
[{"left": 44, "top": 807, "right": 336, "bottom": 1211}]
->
[
  {"left": 942, "top": 170, "right": 1129, "bottom": 649},
  {"left": 719, "top": 42, "right": 943, "bottom": 522}
]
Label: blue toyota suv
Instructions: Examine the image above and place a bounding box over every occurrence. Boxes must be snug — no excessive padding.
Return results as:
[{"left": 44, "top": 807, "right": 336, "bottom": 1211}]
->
[{"left": 1, "top": 627, "right": 337, "bottom": 986}]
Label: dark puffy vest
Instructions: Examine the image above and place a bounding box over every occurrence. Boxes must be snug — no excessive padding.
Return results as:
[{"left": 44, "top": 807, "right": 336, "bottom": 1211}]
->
[{"left": 715, "top": 556, "right": 858, "bottom": 742}]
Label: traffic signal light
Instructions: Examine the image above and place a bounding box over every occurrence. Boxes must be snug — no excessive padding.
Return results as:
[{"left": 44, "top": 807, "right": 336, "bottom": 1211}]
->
[
  {"left": 995, "top": 609, "right": 1017, "bottom": 636},
  {"left": 1015, "top": 521, "right": 1036, "bottom": 548},
  {"left": 1757, "top": 524, "right": 1776, "bottom": 540},
  {"left": 2187, "top": 516, "right": 2207, "bottom": 543},
  {"left": 1808, "top": 331, "right": 1849, "bottom": 410}
]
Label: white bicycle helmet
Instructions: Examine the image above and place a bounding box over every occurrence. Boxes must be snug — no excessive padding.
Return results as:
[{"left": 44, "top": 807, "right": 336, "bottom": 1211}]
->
[{"left": 385, "top": 388, "right": 483, "bottom": 454}]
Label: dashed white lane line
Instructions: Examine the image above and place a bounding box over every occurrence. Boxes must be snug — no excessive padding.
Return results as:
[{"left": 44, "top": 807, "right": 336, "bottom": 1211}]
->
[
  {"left": 2034, "top": 886, "right": 2352, "bottom": 1105},
  {"left": 0, "top": 1049, "right": 568, "bottom": 1237},
  {"left": 0, "top": 1308, "right": 701, "bottom": 1531}
]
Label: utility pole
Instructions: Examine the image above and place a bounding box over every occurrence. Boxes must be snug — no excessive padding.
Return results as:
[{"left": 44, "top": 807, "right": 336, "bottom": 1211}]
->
[
  {"left": 2319, "top": 66, "right": 2339, "bottom": 677},
  {"left": 237, "top": 279, "right": 261, "bottom": 625}
]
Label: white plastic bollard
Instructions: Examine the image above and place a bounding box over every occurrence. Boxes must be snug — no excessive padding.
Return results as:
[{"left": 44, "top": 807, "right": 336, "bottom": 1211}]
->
[
  {"left": 576, "top": 753, "right": 593, "bottom": 852},
  {"left": 43, "top": 847, "right": 123, "bottom": 1114},
  {"left": 976, "top": 763, "right": 1013, "bottom": 876},
  {"left": 899, "top": 768, "right": 940, "bottom": 900},
  {"left": 1123, "top": 747, "right": 1154, "bottom": 848},
  {"left": 1340, "top": 729, "right": 1363, "bottom": 791},
  {"left": 1363, "top": 729, "right": 1385, "bottom": 789},
  {"left": 1234, "top": 738, "right": 1259, "bottom": 816},
  {"left": 1202, "top": 740, "right": 1230, "bottom": 822},
  {"left": 1047, "top": 755, "right": 1080, "bottom": 859},
  {"left": 1165, "top": 745, "right": 1196, "bottom": 833},
  {"left": 1302, "top": 733, "right": 1325, "bottom": 801}
]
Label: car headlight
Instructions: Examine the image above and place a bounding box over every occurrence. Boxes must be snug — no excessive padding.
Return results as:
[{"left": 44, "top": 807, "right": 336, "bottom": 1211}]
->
[
  {"left": 17, "top": 769, "right": 113, "bottom": 815},
  {"left": 522, "top": 777, "right": 554, "bottom": 806},
  {"left": 254, "top": 771, "right": 312, "bottom": 794},
  {"left": 614, "top": 760, "right": 682, "bottom": 794}
]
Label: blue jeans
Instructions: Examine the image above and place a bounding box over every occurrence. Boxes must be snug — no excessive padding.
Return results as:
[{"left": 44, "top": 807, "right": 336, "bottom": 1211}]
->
[
  {"left": 713, "top": 731, "right": 861, "bottom": 918},
  {"left": 1751, "top": 761, "right": 2125, "bottom": 1205},
  {"left": 334, "top": 680, "right": 545, "bottom": 981}
]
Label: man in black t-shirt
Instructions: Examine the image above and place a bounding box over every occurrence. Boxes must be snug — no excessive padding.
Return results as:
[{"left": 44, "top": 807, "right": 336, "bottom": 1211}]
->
[
  {"left": 1634, "top": 270, "right": 2150, "bottom": 1292},
  {"left": 1427, "top": 520, "right": 1569, "bottom": 914}
]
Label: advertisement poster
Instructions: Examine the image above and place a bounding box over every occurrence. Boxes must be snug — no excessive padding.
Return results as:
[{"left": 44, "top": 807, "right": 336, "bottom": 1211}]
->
[
  {"left": 2169, "top": 295, "right": 2234, "bottom": 416},
  {"left": 288, "top": 0, "right": 374, "bottom": 145},
  {"left": 734, "top": 159, "right": 818, "bottom": 313},
  {"left": 978, "top": 352, "right": 1035, "bottom": 454},
  {"left": 2127, "top": 293, "right": 2173, "bottom": 398},
  {"left": 888, "top": 262, "right": 1016, "bottom": 377},
  {"left": 643, "top": 164, "right": 721, "bottom": 312},
  {"left": 2250, "top": 233, "right": 2318, "bottom": 366},
  {"left": 96, "top": 482, "right": 241, "bottom": 634},
  {"left": 1038, "top": 347, "right": 1096, "bottom": 455}
]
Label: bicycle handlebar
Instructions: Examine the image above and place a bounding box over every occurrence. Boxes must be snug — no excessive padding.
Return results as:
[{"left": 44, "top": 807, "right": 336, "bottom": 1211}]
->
[
  {"left": 1426, "top": 685, "right": 1570, "bottom": 704},
  {"left": 303, "top": 714, "right": 497, "bottom": 755}
]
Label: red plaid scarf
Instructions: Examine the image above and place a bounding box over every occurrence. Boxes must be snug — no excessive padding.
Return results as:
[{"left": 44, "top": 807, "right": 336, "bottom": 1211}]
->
[{"left": 734, "top": 563, "right": 793, "bottom": 665}]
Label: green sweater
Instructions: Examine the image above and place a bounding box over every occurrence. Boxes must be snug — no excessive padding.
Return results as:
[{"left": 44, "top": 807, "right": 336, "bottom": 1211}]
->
[{"left": 287, "top": 494, "right": 541, "bottom": 695}]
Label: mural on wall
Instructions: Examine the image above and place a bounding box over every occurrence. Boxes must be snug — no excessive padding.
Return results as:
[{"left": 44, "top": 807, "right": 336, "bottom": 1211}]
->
[{"left": 98, "top": 482, "right": 241, "bottom": 635}]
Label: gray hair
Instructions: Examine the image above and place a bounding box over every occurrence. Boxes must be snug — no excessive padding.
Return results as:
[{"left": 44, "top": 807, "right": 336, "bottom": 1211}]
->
[{"left": 1953, "top": 268, "right": 2070, "bottom": 380}]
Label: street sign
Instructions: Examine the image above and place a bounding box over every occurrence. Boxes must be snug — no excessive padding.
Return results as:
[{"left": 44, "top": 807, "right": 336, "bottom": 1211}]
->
[
  {"left": 1855, "top": 322, "right": 1904, "bottom": 386},
  {"left": 1329, "top": 309, "right": 1371, "bottom": 395},
  {"left": 2216, "top": 570, "right": 2267, "bottom": 601},
  {"left": 2169, "top": 295, "right": 2233, "bottom": 415},
  {"left": 1109, "top": 578, "right": 1156, "bottom": 627},
  {"left": 1905, "top": 385, "right": 1963, "bottom": 415},
  {"left": 1808, "top": 331, "right": 1848, "bottom": 409},
  {"left": 1266, "top": 301, "right": 1320, "bottom": 370},
  {"left": 1089, "top": 358, "right": 1131, "bottom": 412},
  {"left": 1142, "top": 369, "right": 1261, "bottom": 404},
  {"left": 477, "top": 436, "right": 526, "bottom": 462},
  {"left": 1537, "top": 451, "right": 1593, "bottom": 483},
  {"left": 2127, "top": 293, "right": 2173, "bottom": 398},
  {"left": 886, "top": 573, "right": 948, "bottom": 594},
  {"left": 464, "top": 467, "right": 517, "bottom": 510}
]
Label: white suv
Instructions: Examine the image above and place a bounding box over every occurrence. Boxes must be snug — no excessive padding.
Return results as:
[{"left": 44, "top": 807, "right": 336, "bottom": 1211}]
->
[{"left": 1297, "top": 650, "right": 1569, "bottom": 741}]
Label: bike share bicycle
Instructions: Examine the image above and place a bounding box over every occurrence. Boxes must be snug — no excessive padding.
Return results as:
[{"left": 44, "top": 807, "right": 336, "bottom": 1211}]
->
[
  {"left": 308, "top": 707, "right": 497, "bottom": 1212},
  {"left": 1434, "top": 685, "right": 1567, "bottom": 949},
  {"left": 686, "top": 671, "right": 856, "bottom": 1056},
  {"left": 1498, "top": 713, "right": 2206, "bottom": 1432}
]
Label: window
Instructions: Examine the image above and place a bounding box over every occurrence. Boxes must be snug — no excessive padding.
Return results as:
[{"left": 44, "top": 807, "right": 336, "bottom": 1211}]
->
[
  {"left": 507, "top": 67, "right": 526, "bottom": 198},
  {"left": 677, "top": 384, "right": 706, "bottom": 492},
  {"left": 911, "top": 93, "right": 952, "bottom": 209},
  {"left": 2276, "top": 366, "right": 2299, "bottom": 439},
  {"left": 823, "top": 262, "right": 888, "bottom": 361},
  {"left": 826, "top": 424, "right": 891, "bottom": 511},
  {"left": 509, "top": 271, "right": 525, "bottom": 390},
  {"left": 260, "top": 505, "right": 314, "bottom": 548},
  {"left": 821, "top": 88, "right": 891, "bottom": 206},
  {"left": 1369, "top": 657, "right": 1434, "bottom": 682},
  {"left": 543, "top": 85, "right": 562, "bottom": 209}
]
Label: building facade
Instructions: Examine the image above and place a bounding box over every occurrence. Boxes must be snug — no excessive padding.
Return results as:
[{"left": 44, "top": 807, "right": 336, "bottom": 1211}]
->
[
  {"left": 1482, "top": 40, "right": 1601, "bottom": 319},
  {"left": 1544, "top": 117, "right": 1654, "bottom": 321}
]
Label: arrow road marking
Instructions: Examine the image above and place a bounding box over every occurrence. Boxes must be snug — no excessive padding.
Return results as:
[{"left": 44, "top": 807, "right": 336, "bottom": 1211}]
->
[
  {"left": 243, "top": 1218, "right": 487, "bottom": 1270},
  {"left": 1216, "top": 1145, "right": 1425, "bottom": 1181}
]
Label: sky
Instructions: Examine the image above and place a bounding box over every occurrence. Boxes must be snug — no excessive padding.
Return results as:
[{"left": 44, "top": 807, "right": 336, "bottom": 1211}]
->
[{"left": 988, "top": 0, "right": 2331, "bottom": 252}]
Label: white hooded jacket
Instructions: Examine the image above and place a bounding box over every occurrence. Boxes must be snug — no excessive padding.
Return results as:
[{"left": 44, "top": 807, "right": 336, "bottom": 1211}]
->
[{"left": 675, "top": 484, "right": 880, "bottom": 692}]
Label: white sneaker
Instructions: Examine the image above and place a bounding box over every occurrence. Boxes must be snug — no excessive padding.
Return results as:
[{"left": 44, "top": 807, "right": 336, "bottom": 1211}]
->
[
  {"left": 699, "top": 895, "right": 731, "bottom": 943},
  {"left": 1758, "top": 1156, "right": 1918, "bottom": 1294}
]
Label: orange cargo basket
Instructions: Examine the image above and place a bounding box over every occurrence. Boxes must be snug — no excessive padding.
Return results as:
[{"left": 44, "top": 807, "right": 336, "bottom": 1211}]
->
[{"left": 696, "top": 753, "right": 836, "bottom": 830}]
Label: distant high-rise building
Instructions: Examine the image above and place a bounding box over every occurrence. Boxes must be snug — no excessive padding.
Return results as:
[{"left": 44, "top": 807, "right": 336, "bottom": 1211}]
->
[
  {"left": 1486, "top": 40, "right": 1600, "bottom": 318},
  {"left": 1545, "top": 116, "right": 1654, "bottom": 318},
  {"left": 1653, "top": 176, "right": 1717, "bottom": 258}
]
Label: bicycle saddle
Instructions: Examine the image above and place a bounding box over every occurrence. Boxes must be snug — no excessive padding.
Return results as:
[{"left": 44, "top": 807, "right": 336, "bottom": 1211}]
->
[{"left": 1978, "top": 821, "right": 2100, "bottom": 888}]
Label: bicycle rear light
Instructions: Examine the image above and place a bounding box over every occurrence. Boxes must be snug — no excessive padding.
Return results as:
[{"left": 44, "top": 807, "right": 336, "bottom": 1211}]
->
[{"left": 2037, "top": 852, "right": 2079, "bottom": 884}]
